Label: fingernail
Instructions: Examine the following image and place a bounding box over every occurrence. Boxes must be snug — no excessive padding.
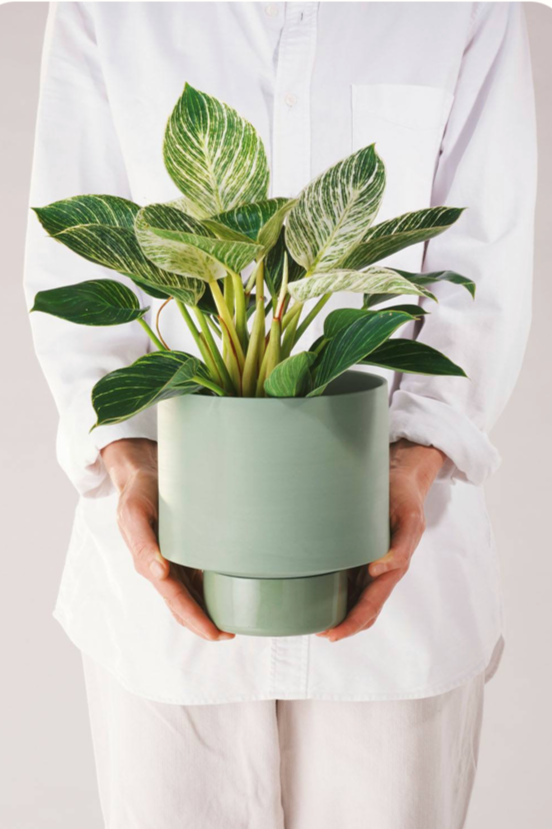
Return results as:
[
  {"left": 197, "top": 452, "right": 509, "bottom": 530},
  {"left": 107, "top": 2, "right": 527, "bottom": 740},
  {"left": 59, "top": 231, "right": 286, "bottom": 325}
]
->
[
  {"left": 218, "top": 633, "right": 234, "bottom": 641},
  {"left": 150, "top": 560, "right": 166, "bottom": 579},
  {"left": 370, "top": 565, "right": 384, "bottom": 577}
]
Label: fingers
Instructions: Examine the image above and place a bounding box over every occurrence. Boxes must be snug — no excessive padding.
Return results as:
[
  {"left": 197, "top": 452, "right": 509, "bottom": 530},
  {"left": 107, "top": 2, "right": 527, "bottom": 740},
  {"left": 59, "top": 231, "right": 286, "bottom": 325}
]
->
[
  {"left": 317, "top": 569, "right": 403, "bottom": 642},
  {"left": 117, "top": 495, "right": 234, "bottom": 642},
  {"left": 368, "top": 503, "right": 425, "bottom": 578}
]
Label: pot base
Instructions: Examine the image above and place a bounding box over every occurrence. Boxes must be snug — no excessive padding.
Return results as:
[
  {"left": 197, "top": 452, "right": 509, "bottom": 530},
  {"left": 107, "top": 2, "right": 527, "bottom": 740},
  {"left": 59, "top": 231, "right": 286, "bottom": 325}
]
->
[{"left": 203, "top": 570, "right": 348, "bottom": 637}]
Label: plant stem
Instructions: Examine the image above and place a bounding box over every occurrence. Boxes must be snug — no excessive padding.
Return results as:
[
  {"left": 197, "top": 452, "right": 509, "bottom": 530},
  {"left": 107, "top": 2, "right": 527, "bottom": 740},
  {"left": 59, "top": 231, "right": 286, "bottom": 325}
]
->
[
  {"left": 206, "top": 315, "right": 222, "bottom": 339},
  {"left": 138, "top": 318, "right": 168, "bottom": 351},
  {"left": 192, "top": 306, "right": 235, "bottom": 393},
  {"left": 282, "top": 301, "right": 302, "bottom": 332},
  {"left": 210, "top": 280, "right": 245, "bottom": 369},
  {"left": 175, "top": 301, "right": 220, "bottom": 382},
  {"left": 293, "top": 293, "right": 331, "bottom": 344},
  {"left": 255, "top": 345, "right": 270, "bottom": 397},
  {"left": 266, "top": 319, "right": 282, "bottom": 375},
  {"left": 192, "top": 375, "right": 227, "bottom": 396},
  {"left": 312, "top": 336, "right": 328, "bottom": 356},
  {"left": 232, "top": 272, "right": 248, "bottom": 350},
  {"left": 274, "top": 253, "right": 289, "bottom": 322},
  {"left": 281, "top": 311, "right": 300, "bottom": 359},
  {"left": 224, "top": 274, "right": 235, "bottom": 319},
  {"left": 242, "top": 262, "right": 266, "bottom": 397},
  {"left": 219, "top": 318, "right": 242, "bottom": 394},
  {"left": 155, "top": 297, "right": 172, "bottom": 349},
  {"left": 256, "top": 318, "right": 281, "bottom": 396}
]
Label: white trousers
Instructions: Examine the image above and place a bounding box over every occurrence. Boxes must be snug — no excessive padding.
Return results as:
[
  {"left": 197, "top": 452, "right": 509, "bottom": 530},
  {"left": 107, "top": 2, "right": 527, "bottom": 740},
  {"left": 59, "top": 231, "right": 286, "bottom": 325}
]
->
[{"left": 82, "top": 653, "right": 485, "bottom": 829}]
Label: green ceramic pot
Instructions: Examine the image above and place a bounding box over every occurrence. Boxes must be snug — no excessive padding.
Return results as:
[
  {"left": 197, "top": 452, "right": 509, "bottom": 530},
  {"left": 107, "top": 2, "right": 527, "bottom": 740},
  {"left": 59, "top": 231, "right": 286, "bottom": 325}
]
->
[{"left": 158, "top": 370, "right": 389, "bottom": 636}]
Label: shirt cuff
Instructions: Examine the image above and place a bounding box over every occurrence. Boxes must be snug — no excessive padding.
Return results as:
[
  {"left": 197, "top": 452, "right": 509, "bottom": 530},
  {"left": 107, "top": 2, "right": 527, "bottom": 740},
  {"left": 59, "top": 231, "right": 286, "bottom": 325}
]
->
[
  {"left": 57, "top": 405, "right": 158, "bottom": 498},
  {"left": 388, "top": 390, "right": 501, "bottom": 486}
]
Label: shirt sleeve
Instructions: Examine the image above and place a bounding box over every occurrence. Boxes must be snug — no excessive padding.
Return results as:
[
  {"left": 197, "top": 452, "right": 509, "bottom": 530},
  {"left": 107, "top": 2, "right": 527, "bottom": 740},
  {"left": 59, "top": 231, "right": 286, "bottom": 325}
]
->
[
  {"left": 388, "top": 2, "right": 537, "bottom": 486},
  {"left": 24, "top": 3, "right": 157, "bottom": 498}
]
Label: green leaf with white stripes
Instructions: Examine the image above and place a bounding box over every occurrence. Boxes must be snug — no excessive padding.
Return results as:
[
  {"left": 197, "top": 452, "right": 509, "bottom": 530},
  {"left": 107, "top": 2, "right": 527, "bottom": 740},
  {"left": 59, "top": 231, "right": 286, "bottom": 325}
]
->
[
  {"left": 136, "top": 206, "right": 261, "bottom": 281},
  {"left": 362, "top": 339, "right": 466, "bottom": 377},
  {"left": 203, "top": 198, "right": 296, "bottom": 254},
  {"left": 164, "top": 83, "right": 269, "bottom": 219},
  {"left": 52, "top": 224, "right": 205, "bottom": 305},
  {"left": 92, "top": 351, "right": 208, "bottom": 427},
  {"left": 364, "top": 269, "right": 475, "bottom": 307},
  {"left": 309, "top": 310, "right": 413, "bottom": 395},
  {"left": 33, "top": 195, "right": 139, "bottom": 235},
  {"left": 265, "top": 352, "right": 317, "bottom": 397},
  {"left": 31, "top": 279, "right": 148, "bottom": 326},
  {"left": 323, "top": 306, "right": 419, "bottom": 341},
  {"left": 286, "top": 144, "right": 385, "bottom": 272},
  {"left": 340, "top": 206, "right": 465, "bottom": 270},
  {"left": 33, "top": 195, "right": 205, "bottom": 304},
  {"left": 288, "top": 268, "right": 435, "bottom": 303}
]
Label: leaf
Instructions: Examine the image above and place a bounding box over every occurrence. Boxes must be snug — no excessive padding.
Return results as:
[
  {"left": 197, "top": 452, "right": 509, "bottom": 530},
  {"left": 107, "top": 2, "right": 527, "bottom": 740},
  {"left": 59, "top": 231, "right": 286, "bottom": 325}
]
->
[
  {"left": 92, "top": 351, "right": 206, "bottom": 427},
  {"left": 128, "top": 276, "right": 171, "bottom": 300},
  {"left": 265, "top": 228, "right": 305, "bottom": 298},
  {"left": 364, "top": 268, "right": 475, "bottom": 308},
  {"left": 340, "top": 206, "right": 465, "bottom": 270},
  {"left": 362, "top": 339, "right": 466, "bottom": 377},
  {"left": 286, "top": 144, "right": 385, "bottom": 272},
  {"left": 136, "top": 207, "right": 261, "bottom": 282},
  {"left": 33, "top": 195, "right": 140, "bottom": 235},
  {"left": 264, "top": 352, "right": 317, "bottom": 397},
  {"left": 33, "top": 196, "right": 204, "bottom": 304},
  {"left": 203, "top": 198, "right": 294, "bottom": 253},
  {"left": 310, "top": 310, "right": 413, "bottom": 395},
  {"left": 31, "top": 279, "right": 148, "bottom": 326},
  {"left": 163, "top": 83, "right": 269, "bottom": 218},
  {"left": 288, "top": 267, "right": 435, "bottom": 303},
  {"left": 323, "top": 307, "right": 418, "bottom": 341},
  {"left": 396, "top": 269, "right": 476, "bottom": 297},
  {"left": 52, "top": 224, "right": 205, "bottom": 305}
]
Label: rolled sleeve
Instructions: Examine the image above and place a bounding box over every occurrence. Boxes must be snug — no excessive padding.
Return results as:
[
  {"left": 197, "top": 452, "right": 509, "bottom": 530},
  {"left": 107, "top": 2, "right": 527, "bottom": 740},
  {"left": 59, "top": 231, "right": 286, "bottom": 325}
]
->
[
  {"left": 389, "top": 3, "right": 537, "bottom": 485},
  {"left": 24, "top": 3, "right": 157, "bottom": 497}
]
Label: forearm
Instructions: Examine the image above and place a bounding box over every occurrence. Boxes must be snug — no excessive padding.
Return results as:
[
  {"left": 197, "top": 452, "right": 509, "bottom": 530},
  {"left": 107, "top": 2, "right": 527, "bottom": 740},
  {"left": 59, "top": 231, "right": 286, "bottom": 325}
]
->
[
  {"left": 390, "top": 439, "right": 446, "bottom": 499},
  {"left": 100, "top": 438, "right": 158, "bottom": 493}
]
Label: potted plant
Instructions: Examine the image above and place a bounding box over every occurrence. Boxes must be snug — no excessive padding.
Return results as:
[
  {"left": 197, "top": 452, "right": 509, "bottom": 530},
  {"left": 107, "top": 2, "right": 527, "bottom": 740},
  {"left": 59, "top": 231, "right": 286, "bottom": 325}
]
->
[{"left": 31, "top": 84, "right": 474, "bottom": 636}]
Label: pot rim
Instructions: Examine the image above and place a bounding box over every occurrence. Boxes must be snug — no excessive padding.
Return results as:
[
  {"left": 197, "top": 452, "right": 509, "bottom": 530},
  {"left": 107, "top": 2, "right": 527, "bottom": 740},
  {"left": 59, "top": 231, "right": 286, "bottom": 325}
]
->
[{"left": 166, "top": 369, "right": 387, "bottom": 407}]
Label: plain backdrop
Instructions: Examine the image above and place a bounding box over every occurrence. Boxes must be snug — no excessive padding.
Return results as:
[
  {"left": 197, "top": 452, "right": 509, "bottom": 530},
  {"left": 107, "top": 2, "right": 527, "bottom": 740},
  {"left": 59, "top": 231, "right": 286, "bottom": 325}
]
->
[{"left": 1, "top": 2, "right": 550, "bottom": 827}]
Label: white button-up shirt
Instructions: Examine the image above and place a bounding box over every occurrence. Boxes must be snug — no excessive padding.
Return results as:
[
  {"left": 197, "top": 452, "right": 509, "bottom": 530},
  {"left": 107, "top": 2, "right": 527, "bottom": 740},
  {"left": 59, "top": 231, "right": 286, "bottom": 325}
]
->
[{"left": 25, "top": 2, "right": 536, "bottom": 703}]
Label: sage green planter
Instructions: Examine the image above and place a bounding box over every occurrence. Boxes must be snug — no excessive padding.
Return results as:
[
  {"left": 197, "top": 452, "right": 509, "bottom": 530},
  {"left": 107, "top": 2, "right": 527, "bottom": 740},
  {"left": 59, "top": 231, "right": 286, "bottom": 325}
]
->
[{"left": 158, "top": 370, "right": 389, "bottom": 636}]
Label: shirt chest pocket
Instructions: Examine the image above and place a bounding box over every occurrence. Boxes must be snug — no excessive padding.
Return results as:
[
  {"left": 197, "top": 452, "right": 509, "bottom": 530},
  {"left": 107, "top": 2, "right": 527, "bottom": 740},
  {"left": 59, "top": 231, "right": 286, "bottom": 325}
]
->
[{"left": 352, "top": 84, "right": 454, "bottom": 223}]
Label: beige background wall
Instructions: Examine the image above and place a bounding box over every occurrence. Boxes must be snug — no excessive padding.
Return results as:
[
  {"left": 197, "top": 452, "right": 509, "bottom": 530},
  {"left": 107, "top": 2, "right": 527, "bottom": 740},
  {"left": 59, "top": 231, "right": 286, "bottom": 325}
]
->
[{"left": 0, "top": 3, "right": 550, "bottom": 827}]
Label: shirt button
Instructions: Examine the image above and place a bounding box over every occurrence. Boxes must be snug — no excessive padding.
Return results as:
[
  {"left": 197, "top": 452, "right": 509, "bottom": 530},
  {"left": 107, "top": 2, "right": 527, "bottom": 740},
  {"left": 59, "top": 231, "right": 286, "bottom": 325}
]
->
[
  {"left": 285, "top": 92, "right": 298, "bottom": 107},
  {"left": 265, "top": 4, "right": 279, "bottom": 17}
]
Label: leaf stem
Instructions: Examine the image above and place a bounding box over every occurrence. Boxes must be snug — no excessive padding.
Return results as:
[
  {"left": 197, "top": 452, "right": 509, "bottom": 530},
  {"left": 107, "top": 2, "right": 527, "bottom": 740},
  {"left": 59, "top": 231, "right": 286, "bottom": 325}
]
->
[
  {"left": 192, "top": 376, "right": 227, "bottom": 396},
  {"left": 210, "top": 280, "right": 245, "bottom": 369},
  {"left": 192, "top": 306, "right": 235, "bottom": 393},
  {"left": 242, "top": 261, "right": 266, "bottom": 397},
  {"left": 282, "top": 301, "right": 302, "bottom": 332},
  {"left": 138, "top": 317, "right": 167, "bottom": 351},
  {"left": 232, "top": 272, "right": 248, "bottom": 350},
  {"left": 155, "top": 297, "right": 172, "bottom": 349},
  {"left": 175, "top": 300, "right": 220, "bottom": 382},
  {"left": 293, "top": 293, "right": 331, "bottom": 343}
]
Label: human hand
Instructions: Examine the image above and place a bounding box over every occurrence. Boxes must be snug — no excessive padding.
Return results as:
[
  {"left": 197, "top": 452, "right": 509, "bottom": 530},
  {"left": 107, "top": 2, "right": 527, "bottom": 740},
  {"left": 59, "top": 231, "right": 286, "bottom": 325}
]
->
[
  {"left": 101, "top": 438, "right": 234, "bottom": 642},
  {"left": 316, "top": 439, "right": 446, "bottom": 643}
]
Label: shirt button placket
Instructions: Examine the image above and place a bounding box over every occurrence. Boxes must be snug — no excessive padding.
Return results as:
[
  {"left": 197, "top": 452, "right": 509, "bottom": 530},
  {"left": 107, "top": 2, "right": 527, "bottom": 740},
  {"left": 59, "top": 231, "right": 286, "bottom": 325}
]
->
[
  {"left": 271, "top": 3, "right": 319, "bottom": 199},
  {"left": 268, "top": 3, "right": 319, "bottom": 699}
]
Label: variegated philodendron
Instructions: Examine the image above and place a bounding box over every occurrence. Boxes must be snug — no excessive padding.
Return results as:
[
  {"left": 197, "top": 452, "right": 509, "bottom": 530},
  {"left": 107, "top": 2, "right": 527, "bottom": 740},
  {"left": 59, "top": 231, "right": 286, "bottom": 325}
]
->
[{"left": 31, "top": 82, "right": 474, "bottom": 425}]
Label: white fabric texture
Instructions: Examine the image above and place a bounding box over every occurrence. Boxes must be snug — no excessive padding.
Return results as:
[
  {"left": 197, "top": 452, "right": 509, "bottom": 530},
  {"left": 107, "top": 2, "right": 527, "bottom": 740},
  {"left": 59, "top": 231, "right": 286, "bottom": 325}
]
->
[
  {"left": 24, "top": 2, "right": 535, "bottom": 702},
  {"left": 82, "top": 652, "right": 486, "bottom": 829}
]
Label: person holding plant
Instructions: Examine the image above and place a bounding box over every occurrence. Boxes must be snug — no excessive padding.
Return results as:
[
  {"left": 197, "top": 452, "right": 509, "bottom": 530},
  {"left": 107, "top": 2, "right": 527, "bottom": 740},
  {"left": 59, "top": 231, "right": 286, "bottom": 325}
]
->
[{"left": 25, "top": 3, "right": 536, "bottom": 828}]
